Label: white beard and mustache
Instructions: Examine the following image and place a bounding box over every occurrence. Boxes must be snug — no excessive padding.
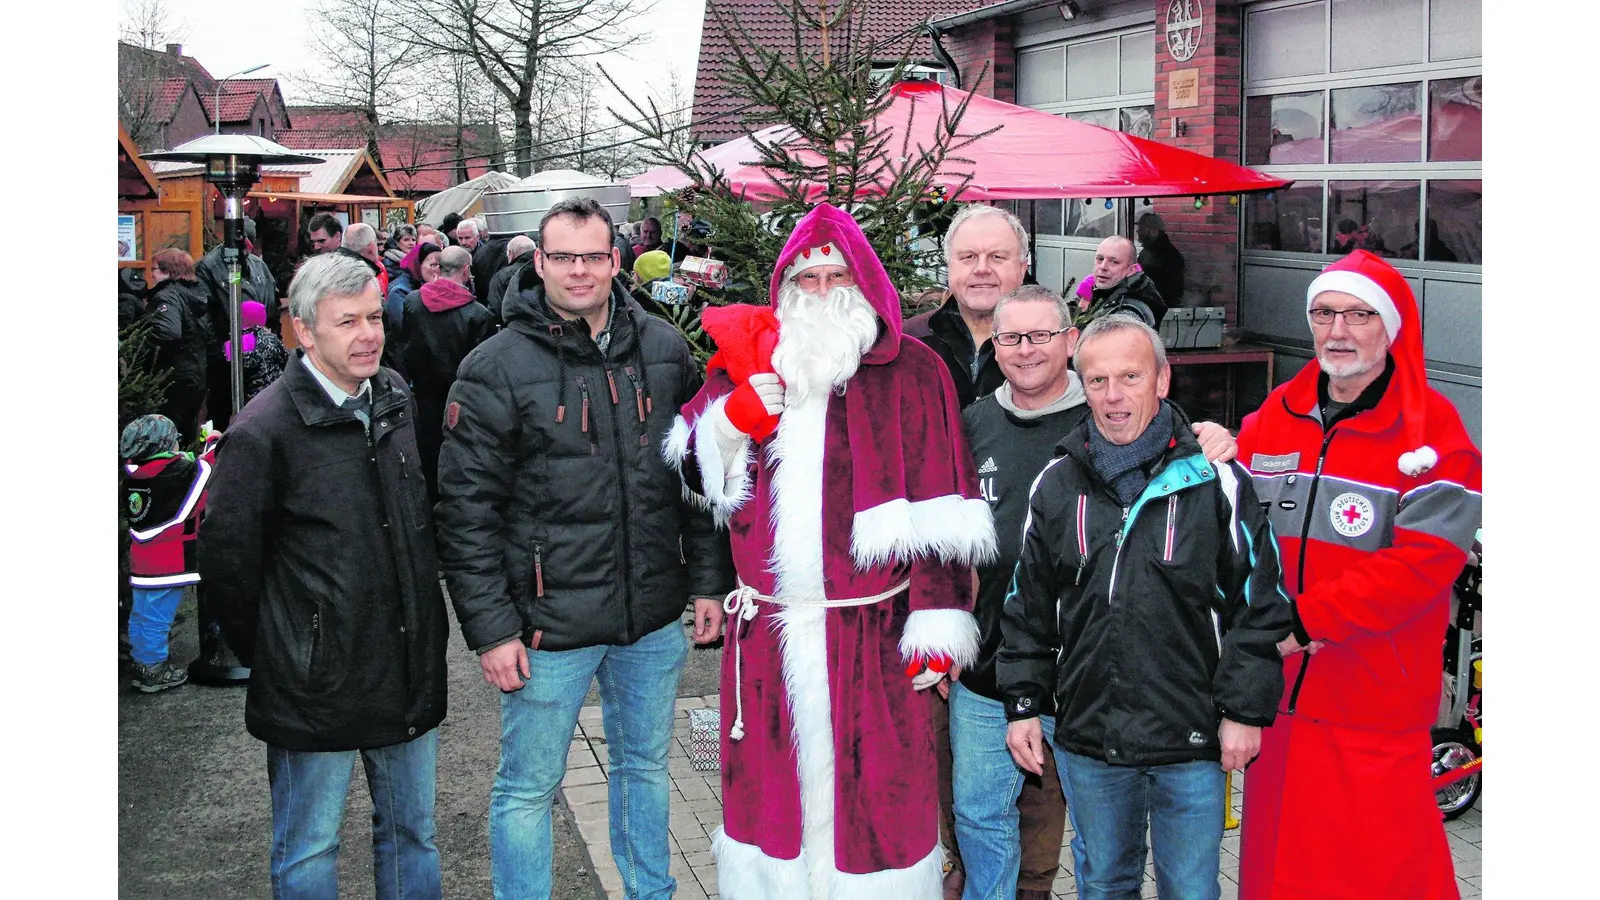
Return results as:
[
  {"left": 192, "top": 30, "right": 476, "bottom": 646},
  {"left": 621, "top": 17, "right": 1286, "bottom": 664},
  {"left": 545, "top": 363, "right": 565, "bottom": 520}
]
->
[{"left": 770, "top": 282, "right": 881, "bottom": 402}]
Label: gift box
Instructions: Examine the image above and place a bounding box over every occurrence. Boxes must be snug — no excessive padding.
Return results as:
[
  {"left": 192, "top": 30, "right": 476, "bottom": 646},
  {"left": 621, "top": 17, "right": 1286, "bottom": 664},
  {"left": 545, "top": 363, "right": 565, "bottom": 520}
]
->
[
  {"left": 678, "top": 256, "right": 729, "bottom": 289},
  {"left": 688, "top": 707, "right": 721, "bottom": 772}
]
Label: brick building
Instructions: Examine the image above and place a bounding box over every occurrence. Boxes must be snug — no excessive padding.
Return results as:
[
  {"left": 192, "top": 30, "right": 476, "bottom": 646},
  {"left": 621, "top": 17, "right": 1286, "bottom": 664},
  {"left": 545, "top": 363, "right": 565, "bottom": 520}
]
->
[{"left": 934, "top": 0, "right": 1482, "bottom": 438}]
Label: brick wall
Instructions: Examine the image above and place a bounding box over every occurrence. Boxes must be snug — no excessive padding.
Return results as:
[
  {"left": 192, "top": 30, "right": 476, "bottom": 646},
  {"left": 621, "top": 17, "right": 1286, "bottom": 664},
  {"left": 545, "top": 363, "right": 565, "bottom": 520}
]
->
[
  {"left": 944, "top": 18, "right": 1016, "bottom": 102},
  {"left": 1151, "top": 0, "right": 1245, "bottom": 325}
]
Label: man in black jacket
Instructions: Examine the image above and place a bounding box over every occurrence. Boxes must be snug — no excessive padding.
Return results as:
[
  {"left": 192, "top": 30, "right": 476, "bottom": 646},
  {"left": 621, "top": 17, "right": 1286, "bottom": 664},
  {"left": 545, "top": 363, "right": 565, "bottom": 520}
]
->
[
  {"left": 1000, "top": 314, "right": 1291, "bottom": 900},
  {"left": 197, "top": 217, "right": 282, "bottom": 428},
  {"left": 1136, "top": 213, "right": 1186, "bottom": 311},
  {"left": 951, "top": 287, "right": 1236, "bottom": 900},
  {"left": 904, "top": 204, "right": 1028, "bottom": 408},
  {"left": 143, "top": 249, "right": 211, "bottom": 443},
  {"left": 1082, "top": 236, "right": 1169, "bottom": 327},
  {"left": 435, "top": 198, "right": 733, "bottom": 900},
  {"left": 484, "top": 234, "right": 536, "bottom": 327},
  {"left": 198, "top": 253, "right": 450, "bottom": 900}
]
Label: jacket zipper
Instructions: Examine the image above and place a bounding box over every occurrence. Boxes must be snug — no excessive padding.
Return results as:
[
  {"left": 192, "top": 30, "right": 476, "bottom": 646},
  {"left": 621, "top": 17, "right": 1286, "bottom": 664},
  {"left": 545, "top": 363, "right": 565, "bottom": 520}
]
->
[
  {"left": 624, "top": 366, "right": 649, "bottom": 424},
  {"left": 602, "top": 346, "right": 636, "bottom": 641},
  {"left": 1105, "top": 506, "right": 1131, "bottom": 605},
  {"left": 533, "top": 543, "right": 545, "bottom": 597},
  {"left": 309, "top": 611, "right": 321, "bottom": 675},
  {"left": 575, "top": 376, "right": 596, "bottom": 452},
  {"left": 1286, "top": 427, "right": 1339, "bottom": 715}
]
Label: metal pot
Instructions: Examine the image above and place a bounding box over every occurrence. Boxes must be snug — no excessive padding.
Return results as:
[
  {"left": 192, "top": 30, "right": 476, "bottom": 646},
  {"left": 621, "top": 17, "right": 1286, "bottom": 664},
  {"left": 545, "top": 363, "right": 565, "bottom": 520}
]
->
[{"left": 482, "top": 168, "right": 632, "bottom": 238}]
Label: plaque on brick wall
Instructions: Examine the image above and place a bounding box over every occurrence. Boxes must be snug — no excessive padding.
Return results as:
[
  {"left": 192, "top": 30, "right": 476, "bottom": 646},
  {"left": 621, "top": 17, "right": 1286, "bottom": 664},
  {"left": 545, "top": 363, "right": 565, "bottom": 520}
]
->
[
  {"left": 1169, "top": 68, "right": 1200, "bottom": 109},
  {"left": 1166, "top": 0, "right": 1204, "bottom": 63}
]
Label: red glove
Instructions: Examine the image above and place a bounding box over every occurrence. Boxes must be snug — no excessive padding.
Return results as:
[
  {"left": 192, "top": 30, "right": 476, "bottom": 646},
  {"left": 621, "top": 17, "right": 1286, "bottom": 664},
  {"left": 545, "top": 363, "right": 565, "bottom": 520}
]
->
[{"left": 724, "top": 380, "right": 780, "bottom": 441}]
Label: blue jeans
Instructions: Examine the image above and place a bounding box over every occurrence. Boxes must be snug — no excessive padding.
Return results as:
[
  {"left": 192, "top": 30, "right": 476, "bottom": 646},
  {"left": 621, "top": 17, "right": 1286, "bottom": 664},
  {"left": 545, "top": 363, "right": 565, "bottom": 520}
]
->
[
  {"left": 1056, "top": 751, "right": 1224, "bottom": 900},
  {"left": 266, "top": 728, "right": 441, "bottom": 900},
  {"left": 129, "top": 585, "right": 185, "bottom": 666},
  {"left": 490, "top": 619, "right": 688, "bottom": 900},
  {"left": 948, "top": 682, "right": 1086, "bottom": 899}
]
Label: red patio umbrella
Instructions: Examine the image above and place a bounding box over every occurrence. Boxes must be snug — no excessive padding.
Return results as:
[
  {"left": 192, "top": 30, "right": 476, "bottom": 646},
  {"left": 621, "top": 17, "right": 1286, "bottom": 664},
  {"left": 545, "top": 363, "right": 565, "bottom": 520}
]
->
[{"left": 630, "top": 80, "right": 1292, "bottom": 201}]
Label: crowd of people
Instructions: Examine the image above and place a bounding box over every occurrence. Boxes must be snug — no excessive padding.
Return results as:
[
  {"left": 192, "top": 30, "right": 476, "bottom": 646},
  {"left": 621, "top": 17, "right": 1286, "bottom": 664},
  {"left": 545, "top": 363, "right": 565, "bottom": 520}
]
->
[{"left": 120, "top": 195, "right": 1480, "bottom": 900}]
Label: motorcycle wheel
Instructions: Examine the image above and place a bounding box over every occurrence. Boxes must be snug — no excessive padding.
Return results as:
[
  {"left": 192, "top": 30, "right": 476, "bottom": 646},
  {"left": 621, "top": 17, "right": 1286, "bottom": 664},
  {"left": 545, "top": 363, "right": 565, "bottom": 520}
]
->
[{"left": 1431, "top": 724, "right": 1481, "bottom": 821}]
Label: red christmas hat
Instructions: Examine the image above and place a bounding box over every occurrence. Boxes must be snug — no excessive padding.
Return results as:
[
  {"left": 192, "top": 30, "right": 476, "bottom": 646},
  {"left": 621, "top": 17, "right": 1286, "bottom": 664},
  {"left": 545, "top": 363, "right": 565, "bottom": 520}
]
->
[{"left": 1306, "top": 250, "right": 1436, "bottom": 476}]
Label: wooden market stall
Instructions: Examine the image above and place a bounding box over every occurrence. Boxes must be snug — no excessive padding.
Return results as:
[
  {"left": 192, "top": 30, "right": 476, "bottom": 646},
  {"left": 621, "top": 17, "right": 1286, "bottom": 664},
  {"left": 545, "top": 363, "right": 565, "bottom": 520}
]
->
[{"left": 118, "top": 123, "right": 203, "bottom": 284}]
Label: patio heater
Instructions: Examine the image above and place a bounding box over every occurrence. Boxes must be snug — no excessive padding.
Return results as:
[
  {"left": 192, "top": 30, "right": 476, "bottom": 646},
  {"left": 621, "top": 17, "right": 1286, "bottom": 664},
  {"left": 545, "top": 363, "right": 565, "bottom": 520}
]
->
[{"left": 143, "top": 135, "right": 323, "bottom": 686}]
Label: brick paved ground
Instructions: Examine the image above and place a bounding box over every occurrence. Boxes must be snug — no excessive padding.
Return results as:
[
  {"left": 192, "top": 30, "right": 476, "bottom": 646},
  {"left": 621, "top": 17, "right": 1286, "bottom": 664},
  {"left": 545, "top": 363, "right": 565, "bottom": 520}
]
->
[{"left": 564, "top": 697, "right": 1484, "bottom": 900}]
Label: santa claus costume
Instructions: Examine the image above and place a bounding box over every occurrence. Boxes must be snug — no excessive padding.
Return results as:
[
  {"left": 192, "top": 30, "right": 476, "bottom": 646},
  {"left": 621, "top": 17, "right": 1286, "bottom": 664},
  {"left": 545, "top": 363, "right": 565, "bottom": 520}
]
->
[
  {"left": 1236, "top": 250, "right": 1481, "bottom": 899},
  {"left": 663, "top": 204, "right": 995, "bottom": 899}
]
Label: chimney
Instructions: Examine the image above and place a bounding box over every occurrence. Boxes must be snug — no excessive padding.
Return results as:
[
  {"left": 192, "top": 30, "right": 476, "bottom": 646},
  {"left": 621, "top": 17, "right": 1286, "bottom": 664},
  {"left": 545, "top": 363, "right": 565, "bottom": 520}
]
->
[{"left": 165, "top": 43, "right": 183, "bottom": 56}]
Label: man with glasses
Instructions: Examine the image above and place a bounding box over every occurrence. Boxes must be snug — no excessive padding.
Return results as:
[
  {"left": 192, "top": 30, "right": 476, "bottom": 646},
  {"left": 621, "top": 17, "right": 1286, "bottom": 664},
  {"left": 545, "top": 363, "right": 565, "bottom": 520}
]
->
[
  {"left": 953, "top": 286, "right": 1237, "bottom": 900},
  {"left": 1237, "top": 250, "right": 1481, "bottom": 899},
  {"left": 435, "top": 197, "right": 734, "bottom": 899}
]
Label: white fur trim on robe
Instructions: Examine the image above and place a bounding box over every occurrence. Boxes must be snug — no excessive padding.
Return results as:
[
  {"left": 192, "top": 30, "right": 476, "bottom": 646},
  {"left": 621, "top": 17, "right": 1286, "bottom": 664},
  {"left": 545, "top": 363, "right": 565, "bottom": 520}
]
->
[
  {"left": 850, "top": 495, "right": 999, "bottom": 570},
  {"left": 713, "top": 827, "right": 944, "bottom": 900},
  {"left": 662, "top": 394, "right": 752, "bottom": 526},
  {"left": 899, "top": 608, "right": 981, "bottom": 670}
]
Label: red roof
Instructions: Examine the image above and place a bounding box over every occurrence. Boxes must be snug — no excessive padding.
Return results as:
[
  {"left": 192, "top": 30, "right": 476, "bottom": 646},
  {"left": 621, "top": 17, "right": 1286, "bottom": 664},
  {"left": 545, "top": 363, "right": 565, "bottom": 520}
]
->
[
  {"left": 201, "top": 79, "right": 280, "bottom": 122},
  {"left": 692, "top": 0, "right": 973, "bottom": 144},
  {"left": 148, "top": 78, "right": 191, "bottom": 123},
  {"left": 279, "top": 107, "right": 500, "bottom": 194}
]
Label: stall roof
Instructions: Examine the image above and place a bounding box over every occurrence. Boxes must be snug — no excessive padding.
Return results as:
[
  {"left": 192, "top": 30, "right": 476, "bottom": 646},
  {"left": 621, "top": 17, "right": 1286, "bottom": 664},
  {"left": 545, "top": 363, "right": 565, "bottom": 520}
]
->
[
  {"left": 119, "top": 123, "right": 159, "bottom": 199},
  {"left": 246, "top": 190, "right": 412, "bottom": 206},
  {"left": 414, "top": 171, "right": 520, "bottom": 226},
  {"left": 146, "top": 148, "right": 395, "bottom": 198}
]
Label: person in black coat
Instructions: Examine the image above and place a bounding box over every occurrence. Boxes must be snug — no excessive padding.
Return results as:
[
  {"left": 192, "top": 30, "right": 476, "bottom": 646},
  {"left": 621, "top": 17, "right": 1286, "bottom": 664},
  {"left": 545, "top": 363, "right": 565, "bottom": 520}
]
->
[
  {"left": 1136, "top": 213, "right": 1186, "bottom": 310},
  {"left": 196, "top": 217, "right": 281, "bottom": 430},
  {"left": 434, "top": 199, "right": 732, "bottom": 897},
  {"left": 484, "top": 235, "right": 537, "bottom": 327},
  {"left": 144, "top": 249, "right": 211, "bottom": 443},
  {"left": 397, "top": 246, "right": 493, "bottom": 503},
  {"left": 197, "top": 253, "right": 448, "bottom": 899},
  {"left": 1084, "top": 236, "right": 1168, "bottom": 327}
]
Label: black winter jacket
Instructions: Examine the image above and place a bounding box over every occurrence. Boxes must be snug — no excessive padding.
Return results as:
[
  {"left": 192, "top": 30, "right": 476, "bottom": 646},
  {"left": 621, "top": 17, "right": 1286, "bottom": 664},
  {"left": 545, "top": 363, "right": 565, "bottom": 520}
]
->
[
  {"left": 436, "top": 268, "right": 734, "bottom": 653},
  {"left": 998, "top": 407, "right": 1292, "bottom": 767},
  {"left": 196, "top": 246, "right": 280, "bottom": 339},
  {"left": 960, "top": 393, "right": 1091, "bottom": 706},
  {"left": 198, "top": 354, "right": 449, "bottom": 752},
  {"left": 472, "top": 238, "right": 510, "bottom": 306},
  {"left": 904, "top": 295, "right": 1005, "bottom": 409},
  {"left": 1086, "top": 271, "right": 1168, "bottom": 327},
  {"left": 143, "top": 278, "right": 210, "bottom": 393},
  {"left": 398, "top": 291, "right": 494, "bottom": 403},
  {"left": 486, "top": 251, "right": 536, "bottom": 327},
  {"left": 1137, "top": 233, "right": 1186, "bottom": 310}
]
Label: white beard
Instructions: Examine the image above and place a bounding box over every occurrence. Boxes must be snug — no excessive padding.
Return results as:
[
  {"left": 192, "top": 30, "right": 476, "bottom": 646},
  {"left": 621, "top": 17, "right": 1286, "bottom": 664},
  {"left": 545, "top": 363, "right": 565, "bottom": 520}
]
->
[{"left": 770, "top": 282, "right": 880, "bottom": 403}]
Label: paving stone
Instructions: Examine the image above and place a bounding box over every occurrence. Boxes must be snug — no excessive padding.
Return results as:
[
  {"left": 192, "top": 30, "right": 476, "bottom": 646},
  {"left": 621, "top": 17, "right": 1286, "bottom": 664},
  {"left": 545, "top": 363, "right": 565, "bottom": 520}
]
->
[
  {"left": 562, "top": 765, "right": 607, "bottom": 787},
  {"left": 676, "top": 696, "right": 707, "bottom": 711}
]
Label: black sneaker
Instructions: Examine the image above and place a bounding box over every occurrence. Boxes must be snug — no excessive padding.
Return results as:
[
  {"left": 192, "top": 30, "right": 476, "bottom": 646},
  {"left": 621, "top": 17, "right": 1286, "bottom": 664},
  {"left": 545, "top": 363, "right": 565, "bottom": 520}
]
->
[{"left": 131, "top": 660, "right": 188, "bottom": 693}]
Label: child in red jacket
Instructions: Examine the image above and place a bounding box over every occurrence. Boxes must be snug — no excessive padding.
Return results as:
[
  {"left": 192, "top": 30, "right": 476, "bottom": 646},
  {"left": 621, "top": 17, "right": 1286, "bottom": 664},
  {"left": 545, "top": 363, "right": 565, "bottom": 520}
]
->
[{"left": 122, "top": 415, "right": 217, "bottom": 692}]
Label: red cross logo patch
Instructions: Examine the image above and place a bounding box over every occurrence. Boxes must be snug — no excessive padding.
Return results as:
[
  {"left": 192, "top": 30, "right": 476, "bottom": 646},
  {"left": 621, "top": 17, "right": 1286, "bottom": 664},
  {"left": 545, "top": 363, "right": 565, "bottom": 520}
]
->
[{"left": 1328, "top": 491, "right": 1375, "bottom": 538}]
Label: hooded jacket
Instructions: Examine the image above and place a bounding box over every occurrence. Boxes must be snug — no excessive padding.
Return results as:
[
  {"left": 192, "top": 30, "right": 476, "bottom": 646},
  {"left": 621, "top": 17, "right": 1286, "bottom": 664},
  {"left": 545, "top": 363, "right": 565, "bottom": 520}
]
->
[
  {"left": 1237, "top": 250, "right": 1482, "bottom": 732},
  {"left": 435, "top": 265, "right": 733, "bottom": 653},
  {"left": 196, "top": 245, "right": 280, "bottom": 338},
  {"left": 198, "top": 354, "right": 449, "bottom": 752},
  {"left": 998, "top": 406, "right": 1293, "bottom": 766},
  {"left": 486, "top": 249, "right": 536, "bottom": 326}
]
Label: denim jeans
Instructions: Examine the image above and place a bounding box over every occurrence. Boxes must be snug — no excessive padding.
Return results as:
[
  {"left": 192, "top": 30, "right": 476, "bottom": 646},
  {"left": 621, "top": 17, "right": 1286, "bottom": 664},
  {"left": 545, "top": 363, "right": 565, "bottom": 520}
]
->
[
  {"left": 490, "top": 619, "right": 688, "bottom": 900},
  {"left": 1056, "top": 751, "right": 1224, "bottom": 900},
  {"left": 948, "top": 682, "right": 1086, "bottom": 899},
  {"left": 266, "top": 728, "right": 441, "bottom": 900},
  {"left": 128, "top": 585, "right": 185, "bottom": 666}
]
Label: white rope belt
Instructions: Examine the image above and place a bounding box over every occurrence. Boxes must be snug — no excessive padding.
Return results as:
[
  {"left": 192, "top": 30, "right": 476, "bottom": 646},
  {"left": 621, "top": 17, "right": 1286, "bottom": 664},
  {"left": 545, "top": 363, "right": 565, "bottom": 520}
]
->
[{"left": 721, "top": 579, "right": 909, "bottom": 741}]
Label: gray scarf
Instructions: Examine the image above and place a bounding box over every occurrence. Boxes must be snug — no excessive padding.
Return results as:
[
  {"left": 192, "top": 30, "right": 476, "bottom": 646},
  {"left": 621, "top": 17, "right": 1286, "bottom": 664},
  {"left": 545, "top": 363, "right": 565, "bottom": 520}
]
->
[{"left": 1087, "top": 401, "right": 1175, "bottom": 506}]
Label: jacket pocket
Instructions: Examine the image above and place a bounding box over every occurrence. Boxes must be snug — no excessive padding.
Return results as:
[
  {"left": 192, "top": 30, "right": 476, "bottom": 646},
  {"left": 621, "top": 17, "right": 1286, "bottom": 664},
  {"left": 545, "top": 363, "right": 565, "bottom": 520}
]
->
[{"left": 306, "top": 607, "right": 324, "bottom": 685}]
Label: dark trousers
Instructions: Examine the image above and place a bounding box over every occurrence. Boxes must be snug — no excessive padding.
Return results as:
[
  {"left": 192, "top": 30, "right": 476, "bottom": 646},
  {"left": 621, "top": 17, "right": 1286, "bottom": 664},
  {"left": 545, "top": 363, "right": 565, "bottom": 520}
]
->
[{"left": 934, "top": 686, "right": 1068, "bottom": 891}]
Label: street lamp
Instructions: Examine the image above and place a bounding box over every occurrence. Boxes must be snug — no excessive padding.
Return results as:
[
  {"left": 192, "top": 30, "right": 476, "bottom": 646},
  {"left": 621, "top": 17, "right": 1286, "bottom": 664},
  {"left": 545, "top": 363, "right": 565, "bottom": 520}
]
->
[
  {"left": 142, "top": 134, "right": 323, "bottom": 686},
  {"left": 214, "top": 64, "right": 270, "bottom": 134}
]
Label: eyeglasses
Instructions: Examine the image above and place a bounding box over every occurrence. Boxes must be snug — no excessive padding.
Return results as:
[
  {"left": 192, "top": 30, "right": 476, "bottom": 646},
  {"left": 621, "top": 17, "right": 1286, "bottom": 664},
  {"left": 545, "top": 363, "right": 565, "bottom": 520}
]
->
[
  {"left": 1308, "top": 308, "right": 1379, "bottom": 326},
  {"left": 994, "top": 328, "right": 1070, "bottom": 346},
  {"left": 796, "top": 270, "right": 855, "bottom": 288},
  {"left": 542, "top": 251, "right": 612, "bottom": 266}
]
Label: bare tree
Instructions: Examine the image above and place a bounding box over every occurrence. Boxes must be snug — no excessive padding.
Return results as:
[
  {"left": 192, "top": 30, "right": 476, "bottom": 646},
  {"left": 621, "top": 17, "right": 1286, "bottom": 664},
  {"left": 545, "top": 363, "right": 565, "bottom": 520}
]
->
[
  {"left": 118, "top": 0, "right": 191, "bottom": 150},
  {"left": 293, "top": 0, "right": 420, "bottom": 166},
  {"left": 388, "top": 0, "right": 657, "bottom": 177}
]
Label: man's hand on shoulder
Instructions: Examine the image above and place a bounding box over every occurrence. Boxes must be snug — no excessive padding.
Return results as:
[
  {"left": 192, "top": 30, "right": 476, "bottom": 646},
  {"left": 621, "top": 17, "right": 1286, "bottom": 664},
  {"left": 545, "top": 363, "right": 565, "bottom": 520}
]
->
[
  {"left": 1219, "top": 718, "right": 1262, "bottom": 771},
  {"left": 480, "top": 639, "right": 530, "bottom": 692},
  {"left": 1193, "top": 421, "right": 1238, "bottom": 464}
]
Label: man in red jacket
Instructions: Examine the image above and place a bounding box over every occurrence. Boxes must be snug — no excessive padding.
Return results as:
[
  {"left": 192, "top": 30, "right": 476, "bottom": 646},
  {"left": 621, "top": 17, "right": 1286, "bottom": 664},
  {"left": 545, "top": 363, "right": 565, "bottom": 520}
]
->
[{"left": 1236, "top": 250, "right": 1481, "bottom": 899}]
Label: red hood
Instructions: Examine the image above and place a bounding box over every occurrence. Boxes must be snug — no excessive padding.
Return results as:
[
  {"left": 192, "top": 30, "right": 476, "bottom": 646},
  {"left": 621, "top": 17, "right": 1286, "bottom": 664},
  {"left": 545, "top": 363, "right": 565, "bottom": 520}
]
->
[
  {"left": 769, "top": 203, "right": 902, "bottom": 364},
  {"left": 420, "top": 278, "right": 475, "bottom": 312}
]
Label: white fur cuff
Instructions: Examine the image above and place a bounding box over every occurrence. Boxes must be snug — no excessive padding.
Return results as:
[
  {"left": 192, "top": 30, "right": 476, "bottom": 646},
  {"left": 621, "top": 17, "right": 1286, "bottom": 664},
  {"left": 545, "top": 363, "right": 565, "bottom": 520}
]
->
[
  {"left": 851, "top": 495, "right": 999, "bottom": 569},
  {"left": 693, "top": 394, "right": 753, "bottom": 526},
  {"left": 899, "top": 608, "right": 980, "bottom": 670}
]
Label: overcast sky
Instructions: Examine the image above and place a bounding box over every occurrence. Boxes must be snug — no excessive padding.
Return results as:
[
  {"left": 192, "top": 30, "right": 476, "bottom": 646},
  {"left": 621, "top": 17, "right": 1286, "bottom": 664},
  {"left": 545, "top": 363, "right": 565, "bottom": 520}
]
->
[{"left": 137, "top": 0, "right": 704, "bottom": 116}]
